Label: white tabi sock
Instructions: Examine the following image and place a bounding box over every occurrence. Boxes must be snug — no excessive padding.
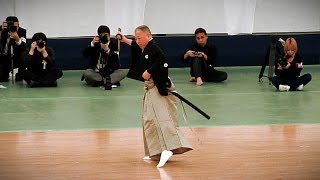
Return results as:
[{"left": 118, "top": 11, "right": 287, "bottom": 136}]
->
[
  {"left": 157, "top": 150, "right": 173, "bottom": 168},
  {"left": 143, "top": 156, "right": 151, "bottom": 160}
]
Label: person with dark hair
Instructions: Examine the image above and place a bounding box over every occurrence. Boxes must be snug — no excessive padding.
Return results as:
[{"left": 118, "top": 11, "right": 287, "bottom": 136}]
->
[
  {"left": 20, "top": 32, "right": 63, "bottom": 87},
  {"left": 270, "top": 37, "right": 312, "bottom": 91},
  {"left": 82, "top": 25, "right": 127, "bottom": 89},
  {"left": 182, "top": 27, "right": 227, "bottom": 85},
  {"left": 0, "top": 16, "right": 27, "bottom": 82},
  {"left": 118, "top": 25, "right": 192, "bottom": 168}
]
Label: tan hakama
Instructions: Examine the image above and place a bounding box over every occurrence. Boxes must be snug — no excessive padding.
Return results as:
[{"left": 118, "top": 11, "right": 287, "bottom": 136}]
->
[{"left": 142, "top": 79, "right": 193, "bottom": 159}]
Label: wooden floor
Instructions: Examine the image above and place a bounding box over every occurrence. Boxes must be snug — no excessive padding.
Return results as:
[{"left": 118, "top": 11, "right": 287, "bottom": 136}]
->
[
  {"left": 1, "top": 125, "right": 320, "bottom": 180},
  {"left": 1, "top": 67, "right": 319, "bottom": 179}
]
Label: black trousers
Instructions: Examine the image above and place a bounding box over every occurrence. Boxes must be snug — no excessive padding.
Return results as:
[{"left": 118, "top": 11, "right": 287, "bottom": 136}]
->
[
  {"left": 0, "top": 54, "right": 24, "bottom": 81},
  {"left": 270, "top": 73, "right": 312, "bottom": 90},
  {"left": 20, "top": 69, "right": 63, "bottom": 86},
  {"left": 190, "top": 57, "right": 228, "bottom": 82}
]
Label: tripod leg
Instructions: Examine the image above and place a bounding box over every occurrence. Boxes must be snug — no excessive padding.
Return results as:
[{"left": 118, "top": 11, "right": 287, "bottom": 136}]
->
[{"left": 11, "top": 57, "right": 14, "bottom": 84}]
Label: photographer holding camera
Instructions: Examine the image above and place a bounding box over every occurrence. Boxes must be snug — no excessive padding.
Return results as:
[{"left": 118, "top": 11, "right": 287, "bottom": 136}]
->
[
  {"left": 20, "top": 32, "right": 63, "bottom": 87},
  {"left": 82, "top": 25, "right": 127, "bottom": 89},
  {"left": 182, "top": 28, "right": 227, "bottom": 86},
  {"left": 0, "top": 16, "right": 26, "bottom": 82},
  {"left": 270, "top": 37, "right": 312, "bottom": 91}
]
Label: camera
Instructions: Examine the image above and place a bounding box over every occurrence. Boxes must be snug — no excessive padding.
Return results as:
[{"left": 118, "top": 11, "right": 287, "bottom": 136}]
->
[
  {"left": 193, "top": 51, "right": 200, "bottom": 57},
  {"left": 277, "top": 55, "right": 288, "bottom": 67},
  {"left": 36, "top": 39, "right": 45, "bottom": 48},
  {"left": 6, "top": 21, "right": 17, "bottom": 32},
  {"left": 99, "top": 34, "right": 109, "bottom": 44}
]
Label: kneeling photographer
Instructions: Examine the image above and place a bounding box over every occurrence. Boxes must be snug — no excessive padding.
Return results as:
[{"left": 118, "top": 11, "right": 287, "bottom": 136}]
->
[
  {"left": 270, "top": 37, "right": 312, "bottom": 91},
  {"left": 20, "top": 32, "right": 63, "bottom": 87},
  {"left": 82, "top": 25, "right": 126, "bottom": 90}
]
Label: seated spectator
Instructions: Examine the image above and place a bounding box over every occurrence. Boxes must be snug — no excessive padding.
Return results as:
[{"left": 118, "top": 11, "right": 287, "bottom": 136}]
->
[
  {"left": 21, "top": 32, "right": 63, "bottom": 87},
  {"left": 270, "top": 37, "right": 312, "bottom": 91},
  {"left": 182, "top": 28, "right": 227, "bottom": 86},
  {"left": 82, "top": 25, "right": 127, "bottom": 89}
]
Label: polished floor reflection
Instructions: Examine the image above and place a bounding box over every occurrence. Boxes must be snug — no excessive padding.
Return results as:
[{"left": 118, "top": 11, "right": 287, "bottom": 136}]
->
[{"left": 1, "top": 125, "right": 320, "bottom": 179}]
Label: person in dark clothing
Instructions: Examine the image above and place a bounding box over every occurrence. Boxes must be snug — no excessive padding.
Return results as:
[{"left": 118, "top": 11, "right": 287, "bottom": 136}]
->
[
  {"left": 270, "top": 37, "right": 312, "bottom": 91},
  {"left": 0, "top": 16, "right": 27, "bottom": 82},
  {"left": 182, "top": 28, "right": 227, "bottom": 85},
  {"left": 118, "top": 25, "right": 192, "bottom": 168},
  {"left": 82, "top": 25, "right": 127, "bottom": 88},
  {"left": 21, "top": 32, "right": 63, "bottom": 87}
]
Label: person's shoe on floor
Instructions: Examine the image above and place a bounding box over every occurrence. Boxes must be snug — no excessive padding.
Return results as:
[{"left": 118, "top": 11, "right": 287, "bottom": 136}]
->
[
  {"left": 279, "top": 84, "right": 290, "bottom": 92},
  {"left": 189, "top": 77, "right": 196, "bottom": 82},
  {"left": 29, "top": 80, "right": 41, "bottom": 88},
  {"left": 296, "top": 84, "right": 304, "bottom": 91},
  {"left": 157, "top": 150, "right": 173, "bottom": 168}
]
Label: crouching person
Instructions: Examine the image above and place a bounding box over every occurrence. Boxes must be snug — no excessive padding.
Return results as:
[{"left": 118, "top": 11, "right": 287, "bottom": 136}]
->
[{"left": 21, "top": 32, "right": 63, "bottom": 87}]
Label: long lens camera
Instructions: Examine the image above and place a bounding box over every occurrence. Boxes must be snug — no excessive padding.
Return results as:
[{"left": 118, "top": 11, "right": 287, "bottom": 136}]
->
[
  {"left": 37, "top": 39, "right": 45, "bottom": 48},
  {"left": 99, "top": 34, "right": 109, "bottom": 44},
  {"left": 7, "top": 21, "right": 17, "bottom": 32}
]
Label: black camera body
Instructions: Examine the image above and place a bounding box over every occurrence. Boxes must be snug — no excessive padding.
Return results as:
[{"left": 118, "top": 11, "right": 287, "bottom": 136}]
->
[
  {"left": 277, "top": 55, "right": 289, "bottom": 67},
  {"left": 193, "top": 51, "right": 200, "bottom": 57},
  {"left": 99, "top": 34, "right": 109, "bottom": 44},
  {"left": 37, "top": 39, "right": 45, "bottom": 48},
  {"left": 6, "top": 21, "right": 17, "bottom": 32}
]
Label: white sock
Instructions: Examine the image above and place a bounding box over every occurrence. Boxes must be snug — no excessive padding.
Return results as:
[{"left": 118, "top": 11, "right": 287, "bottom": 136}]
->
[
  {"left": 297, "top": 84, "right": 304, "bottom": 91},
  {"left": 143, "top": 156, "right": 151, "bottom": 160},
  {"left": 157, "top": 150, "right": 173, "bottom": 168},
  {"left": 279, "top": 84, "right": 290, "bottom": 92}
]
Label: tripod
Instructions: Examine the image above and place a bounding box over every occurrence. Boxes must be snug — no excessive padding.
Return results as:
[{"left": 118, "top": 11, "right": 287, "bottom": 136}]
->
[
  {"left": 99, "top": 50, "right": 112, "bottom": 90},
  {"left": 10, "top": 45, "right": 14, "bottom": 84},
  {"left": 258, "top": 36, "right": 284, "bottom": 84}
]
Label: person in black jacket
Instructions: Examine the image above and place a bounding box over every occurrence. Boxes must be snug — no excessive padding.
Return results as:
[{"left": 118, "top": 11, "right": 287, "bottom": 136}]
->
[
  {"left": 82, "top": 25, "right": 127, "bottom": 89},
  {"left": 118, "top": 25, "right": 192, "bottom": 168},
  {"left": 270, "top": 37, "right": 312, "bottom": 91},
  {"left": 182, "top": 28, "right": 227, "bottom": 86},
  {"left": 0, "top": 16, "right": 27, "bottom": 82},
  {"left": 21, "top": 32, "right": 63, "bottom": 87}
]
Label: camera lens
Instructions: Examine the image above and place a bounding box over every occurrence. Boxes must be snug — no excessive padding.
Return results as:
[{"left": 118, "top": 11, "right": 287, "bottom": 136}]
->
[
  {"left": 99, "top": 34, "right": 109, "bottom": 44},
  {"left": 9, "top": 25, "right": 17, "bottom": 32},
  {"left": 37, "top": 40, "right": 45, "bottom": 48}
]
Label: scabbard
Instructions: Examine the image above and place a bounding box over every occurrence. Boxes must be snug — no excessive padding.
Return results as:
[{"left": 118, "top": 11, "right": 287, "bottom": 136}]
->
[{"left": 171, "top": 91, "right": 211, "bottom": 120}]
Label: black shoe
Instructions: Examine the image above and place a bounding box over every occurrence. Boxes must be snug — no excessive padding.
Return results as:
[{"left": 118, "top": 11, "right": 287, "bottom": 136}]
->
[
  {"left": 111, "top": 82, "right": 120, "bottom": 88},
  {"left": 113, "top": 82, "right": 121, "bottom": 87},
  {"left": 47, "top": 81, "right": 57, "bottom": 87},
  {"left": 104, "top": 83, "right": 112, "bottom": 90},
  {"left": 29, "top": 80, "right": 41, "bottom": 88},
  {"left": 15, "top": 74, "right": 23, "bottom": 82},
  {"left": 25, "top": 80, "right": 31, "bottom": 85}
]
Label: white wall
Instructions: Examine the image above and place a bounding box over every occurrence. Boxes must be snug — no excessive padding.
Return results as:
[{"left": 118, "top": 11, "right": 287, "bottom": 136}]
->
[
  {"left": 144, "top": 0, "right": 226, "bottom": 34},
  {"left": 0, "top": 0, "right": 319, "bottom": 38},
  {"left": 253, "top": 0, "right": 320, "bottom": 33}
]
